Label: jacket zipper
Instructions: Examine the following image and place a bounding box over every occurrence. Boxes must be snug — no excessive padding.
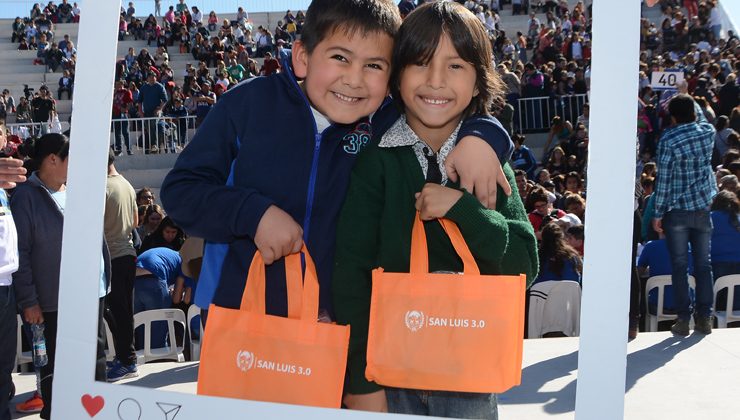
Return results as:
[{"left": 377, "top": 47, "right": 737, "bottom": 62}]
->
[
  {"left": 302, "top": 132, "right": 322, "bottom": 242},
  {"left": 283, "top": 63, "right": 324, "bottom": 244}
]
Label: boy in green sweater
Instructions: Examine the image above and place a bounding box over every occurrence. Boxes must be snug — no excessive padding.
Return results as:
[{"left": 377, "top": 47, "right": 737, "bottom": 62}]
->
[{"left": 332, "top": 3, "right": 538, "bottom": 417}]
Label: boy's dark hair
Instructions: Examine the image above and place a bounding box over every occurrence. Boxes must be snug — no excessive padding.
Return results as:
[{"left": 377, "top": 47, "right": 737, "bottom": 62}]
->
[
  {"left": 668, "top": 93, "right": 696, "bottom": 124},
  {"left": 710, "top": 190, "right": 740, "bottom": 232},
  {"left": 723, "top": 149, "right": 740, "bottom": 168},
  {"left": 564, "top": 193, "right": 585, "bottom": 208},
  {"left": 513, "top": 133, "right": 525, "bottom": 145},
  {"left": 514, "top": 169, "right": 527, "bottom": 178},
  {"left": 566, "top": 225, "right": 585, "bottom": 241},
  {"left": 299, "top": 0, "right": 401, "bottom": 54},
  {"left": 640, "top": 176, "right": 654, "bottom": 188},
  {"left": 727, "top": 132, "right": 740, "bottom": 150},
  {"left": 565, "top": 171, "right": 582, "bottom": 187},
  {"left": 730, "top": 160, "right": 740, "bottom": 174},
  {"left": 716, "top": 115, "right": 729, "bottom": 130},
  {"left": 526, "top": 186, "right": 549, "bottom": 209},
  {"left": 539, "top": 222, "right": 582, "bottom": 277},
  {"left": 390, "top": 1, "right": 506, "bottom": 116}
]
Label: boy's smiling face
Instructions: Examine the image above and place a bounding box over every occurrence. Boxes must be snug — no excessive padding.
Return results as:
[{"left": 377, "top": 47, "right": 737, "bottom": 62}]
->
[{"left": 292, "top": 28, "right": 393, "bottom": 125}]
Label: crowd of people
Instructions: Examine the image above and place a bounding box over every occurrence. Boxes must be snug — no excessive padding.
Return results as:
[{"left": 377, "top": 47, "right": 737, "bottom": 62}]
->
[
  {"left": 0, "top": 0, "right": 738, "bottom": 419},
  {"left": 11, "top": 2, "right": 80, "bottom": 73},
  {"left": 508, "top": 0, "right": 740, "bottom": 339}
]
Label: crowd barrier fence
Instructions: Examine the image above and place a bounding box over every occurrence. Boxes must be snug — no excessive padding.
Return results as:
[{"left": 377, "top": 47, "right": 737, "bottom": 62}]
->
[
  {"left": 8, "top": 115, "right": 198, "bottom": 156},
  {"left": 516, "top": 94, "right": 589, "bottom": 133}
]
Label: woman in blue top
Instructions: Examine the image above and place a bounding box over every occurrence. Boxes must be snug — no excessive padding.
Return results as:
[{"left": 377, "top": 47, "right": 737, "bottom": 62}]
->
[
  {"left": 710, "top": 191, "right": 740, "bottom": 310},
  {"left": 533, "top": 222, "right": 583, "bottom": 285}
]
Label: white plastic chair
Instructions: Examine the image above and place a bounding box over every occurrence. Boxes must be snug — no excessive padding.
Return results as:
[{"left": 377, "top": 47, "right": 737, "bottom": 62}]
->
[
  {"left": 713, "top": 274, "right": 740, "bottom": 328},
  {"left": 133, "top": 309, "right": 186, "bottom": 365},
  {"left": 644, "top": 275, "right": 696, "bottom": 332},
  {"left": 103, "top": 318, "right": 116, "bottom": 362},
  {"left": 186, "top": 304, "right": 203, "bottom": 361},
  {"left": 528, "top": 280, "right": 582, "bottom": 338},
  {"left": 15, "top": 315, "right": 32, "bottom": 369}
]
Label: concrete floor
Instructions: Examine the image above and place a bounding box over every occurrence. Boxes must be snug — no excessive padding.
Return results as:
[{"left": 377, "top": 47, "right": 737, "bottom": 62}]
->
[{"left": 11, "top": 330, "right": 740, "bottom": 419}]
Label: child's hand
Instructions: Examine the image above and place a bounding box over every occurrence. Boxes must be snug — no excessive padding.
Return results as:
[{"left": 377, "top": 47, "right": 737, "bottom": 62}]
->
[
  {"left": 254, "top": 205, "right": 303, "bottom": 265},
  {"left": 415, "top": 183, "right": 463, "bottom": 221},
  {"left": 445, "top": 136, "right": 512, "bottom": 209},
  {"left": 0, "top": 158, "right": 27, "bottom": 189},
  {"left": 343, "top": 390, "right": 388, "bottom": 412}
]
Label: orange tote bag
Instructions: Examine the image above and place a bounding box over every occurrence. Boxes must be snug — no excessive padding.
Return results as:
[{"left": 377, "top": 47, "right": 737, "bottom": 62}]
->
[
  {"left": 197, "top": 247, "right": 350, "bottom": 408},
  {"left": 366, "top": 214, "right": 526, "bottom": 393}
]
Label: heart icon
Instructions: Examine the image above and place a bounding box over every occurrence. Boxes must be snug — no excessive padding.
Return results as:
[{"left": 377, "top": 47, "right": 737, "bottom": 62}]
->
[{"left": 81, "top": 394, "right": 105, "bottom": 417}]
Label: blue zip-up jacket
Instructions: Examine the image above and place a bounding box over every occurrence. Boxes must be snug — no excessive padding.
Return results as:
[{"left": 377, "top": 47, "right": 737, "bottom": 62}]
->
[
  {"left": 161, "top": 64, "right": 513, "bottom": 317},
  {"left": 11, "top": 173, "right": 111, "bottom": 312}
]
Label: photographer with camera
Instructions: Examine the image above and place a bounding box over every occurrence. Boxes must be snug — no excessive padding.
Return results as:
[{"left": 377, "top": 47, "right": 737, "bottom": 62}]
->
[
  {"left": 23, "top": 85, "right": 34, "bottom": 101},
  {"left": 31, "top": 85, "right": 55, "bottom": 136}
]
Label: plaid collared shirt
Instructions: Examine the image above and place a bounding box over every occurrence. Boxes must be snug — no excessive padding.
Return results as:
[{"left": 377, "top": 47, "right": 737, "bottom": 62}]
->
[{"left": 653, "top": 103, "right": 717, "bottom": 219}]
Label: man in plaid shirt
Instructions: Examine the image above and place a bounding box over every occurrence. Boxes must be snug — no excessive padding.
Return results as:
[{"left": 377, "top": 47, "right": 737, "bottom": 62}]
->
[{"left": 652, "top": 93, "right": 717, "bottom": 336}]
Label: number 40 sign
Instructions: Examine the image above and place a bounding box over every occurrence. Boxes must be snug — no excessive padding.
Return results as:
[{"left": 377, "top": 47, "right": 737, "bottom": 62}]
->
[{"left": 650, "top": 70, "right": 685, "bottom": 90}]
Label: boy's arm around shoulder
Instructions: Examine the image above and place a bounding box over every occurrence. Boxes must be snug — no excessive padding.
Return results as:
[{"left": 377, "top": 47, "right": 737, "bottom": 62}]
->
[
  {"left": 445, "top": 163, "right": 538, "bottom": 286},
  {"left": 160, "top": 93, "right": 274, "bottom": 242},
  {"left": 332, "top": 143, "right": 385, "bottom": 395},
  {"left": 457, "top": 114, "right": 514, "bottom": 163},
  {"left": 447, "top": 114, "right": 515, "bottom": 209}
]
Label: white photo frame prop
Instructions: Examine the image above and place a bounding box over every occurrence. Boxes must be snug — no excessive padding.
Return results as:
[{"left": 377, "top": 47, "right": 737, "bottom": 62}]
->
[{"left": 52, "top": 0, "right": 638, "bottom": 418}]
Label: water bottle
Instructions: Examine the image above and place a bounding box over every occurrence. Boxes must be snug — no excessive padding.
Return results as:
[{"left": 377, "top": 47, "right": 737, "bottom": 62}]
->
[{"left": 31, "top": 323, "right": 48, "bottom": 368}]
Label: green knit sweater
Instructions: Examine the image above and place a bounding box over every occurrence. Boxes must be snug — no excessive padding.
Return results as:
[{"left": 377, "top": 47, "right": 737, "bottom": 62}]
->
[{"left": 332, "top": 141, "right": 539, "bottom": 394}]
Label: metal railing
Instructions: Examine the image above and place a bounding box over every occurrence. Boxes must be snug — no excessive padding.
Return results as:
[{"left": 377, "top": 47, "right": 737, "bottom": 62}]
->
[
  {"left": 110, "top": 115, "right": 197, "bottom": 155},
  {"left": 7, "top": 116, "right": 197, "bottom": 156},
  {"left": 7, "top": 121, "right": 70, "bottom": 138},
  {"left": 516, "top": 94, "right": 589, "bottom": 133}
]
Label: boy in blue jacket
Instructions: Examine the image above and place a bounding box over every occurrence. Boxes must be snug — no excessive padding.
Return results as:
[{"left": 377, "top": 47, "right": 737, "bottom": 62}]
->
[{"left": 160, "top": 0, "right": 514, "bottom": 319}]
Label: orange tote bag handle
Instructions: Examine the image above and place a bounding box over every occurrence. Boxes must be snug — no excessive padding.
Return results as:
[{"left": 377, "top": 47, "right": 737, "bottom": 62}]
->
[
  {"left": 241, "top": 245, "right": 319, "bottom": 320},
  {"left": 409, "top": 213, "right": 480, "bottom": 275}
]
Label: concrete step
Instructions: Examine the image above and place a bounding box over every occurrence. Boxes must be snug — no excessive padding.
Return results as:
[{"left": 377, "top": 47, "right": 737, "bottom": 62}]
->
[
  {"left": 0, "top": 49, "right": 37, "bottom": 59},
  {"left": 113, "top": 153, "right": 179, "bottom": 193},
  {"left": 0, "top": 62, "right": 45, "bottom": 73},
  {"left": 521, "top": 133, "right": 549, "bottom": 162},
  {"left": 0, "top": 25, "right": 79, "bottom": 38},
  {"left": 55, "top": 99, "right": 72, "bottom": 113},
  {"left": 0, "top": 73, "right": 48, "bottom": 86},
  {"left": 0, "top": 32, "right": 80, "bottom": 44},
  {"left": 118, "top": 167, "right": 172, "bottom": 193},
  {"left": 115, "top": 153, "right": 178, "bottom": 171},
  {"left": 0, "top": 42, "right": 23, "bottom": 51}
]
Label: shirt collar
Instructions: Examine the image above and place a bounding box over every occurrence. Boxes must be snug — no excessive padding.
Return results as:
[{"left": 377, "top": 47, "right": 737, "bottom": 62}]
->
[
  {"left": 378, "top": 115, "right": 418, "bottom": 148},
  {"left": 378, "top": 115, "right": 462, "bottom": 150}
]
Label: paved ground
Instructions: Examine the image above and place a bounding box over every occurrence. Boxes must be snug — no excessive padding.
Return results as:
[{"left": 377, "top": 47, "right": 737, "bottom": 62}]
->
[{"left": 11, "top": 330, "right": 740, "bottom": 419}]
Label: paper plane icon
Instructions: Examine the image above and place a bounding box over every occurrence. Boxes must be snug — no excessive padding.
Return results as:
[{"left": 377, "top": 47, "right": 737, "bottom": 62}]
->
[{"left": 156, "top": 402, "right": 182, "bottom": 420}]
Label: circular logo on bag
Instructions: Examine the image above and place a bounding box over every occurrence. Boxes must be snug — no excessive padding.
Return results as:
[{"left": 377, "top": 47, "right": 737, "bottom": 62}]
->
[
  {"left": 236, "top": 350, "right": 255, "bottom": 372},
  {"left": 405, "top": 310, "right": 425, "bottom": 332}
]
